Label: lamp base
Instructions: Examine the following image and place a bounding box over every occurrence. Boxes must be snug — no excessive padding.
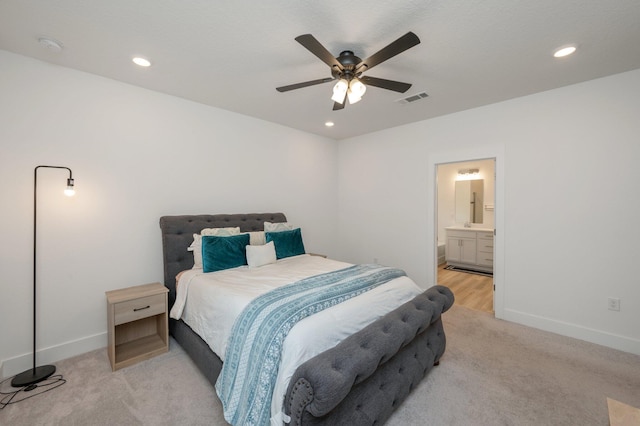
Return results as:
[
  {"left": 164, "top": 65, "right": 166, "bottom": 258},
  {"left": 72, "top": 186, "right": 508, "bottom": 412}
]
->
[{"left": 11, "top": 365, "right": 56, "bottom": 388}]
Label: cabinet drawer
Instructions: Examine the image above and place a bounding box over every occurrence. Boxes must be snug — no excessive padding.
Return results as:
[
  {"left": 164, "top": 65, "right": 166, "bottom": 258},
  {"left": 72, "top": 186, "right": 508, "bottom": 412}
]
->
[
  {"left": 447, "top": 230, "right": 476, "bottom": 238},
  {"left": 114, "top": 293, "right": 165, "bottom": 326},
  {"left": 478, "top": 239, "right": 494, "bottom": 252},
  {"left": 477, "top": 232, "right": 494, "bottom": 240},
  {"left": 477, "top": 253, "right": 494, "bottom": 266}
]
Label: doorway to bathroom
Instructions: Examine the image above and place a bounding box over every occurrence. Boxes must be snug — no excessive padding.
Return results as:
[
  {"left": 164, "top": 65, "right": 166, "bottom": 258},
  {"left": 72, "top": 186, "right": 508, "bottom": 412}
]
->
[{"left": 436, "top": 158, "right": 496, "bottom": 314}]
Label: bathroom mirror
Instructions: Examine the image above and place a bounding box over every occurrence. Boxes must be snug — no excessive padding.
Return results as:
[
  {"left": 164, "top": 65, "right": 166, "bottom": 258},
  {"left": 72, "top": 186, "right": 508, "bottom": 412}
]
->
[{"left": 455, "top": 179, "right": 484, "bottom": 224}]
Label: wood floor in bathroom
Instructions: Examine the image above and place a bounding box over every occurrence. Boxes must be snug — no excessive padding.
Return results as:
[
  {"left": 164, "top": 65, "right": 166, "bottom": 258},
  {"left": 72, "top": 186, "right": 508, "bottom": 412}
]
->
[{"left": 438, "top": 263, "right": 494, "bottom": 313}]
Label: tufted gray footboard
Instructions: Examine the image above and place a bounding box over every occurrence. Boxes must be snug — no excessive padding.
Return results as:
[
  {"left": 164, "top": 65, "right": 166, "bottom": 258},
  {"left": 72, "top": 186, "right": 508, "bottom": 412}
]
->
[{"left": 284, "top": 285, "right": 454, "bottom": 426}]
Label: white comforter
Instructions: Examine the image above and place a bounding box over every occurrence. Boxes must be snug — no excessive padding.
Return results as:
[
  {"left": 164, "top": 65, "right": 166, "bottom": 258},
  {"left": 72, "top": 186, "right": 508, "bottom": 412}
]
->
[{"left": 170, "top": 254, "right": 422, "bottom": 425}]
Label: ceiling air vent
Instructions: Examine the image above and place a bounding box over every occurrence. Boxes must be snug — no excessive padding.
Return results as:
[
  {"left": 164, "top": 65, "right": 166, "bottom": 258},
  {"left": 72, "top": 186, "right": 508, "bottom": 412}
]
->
[{"left": 396, "top": 92, "right": 429, "bottom": 105}]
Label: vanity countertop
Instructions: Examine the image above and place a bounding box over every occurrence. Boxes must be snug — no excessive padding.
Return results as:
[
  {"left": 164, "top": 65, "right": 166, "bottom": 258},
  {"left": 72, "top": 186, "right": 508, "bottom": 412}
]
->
[{"left": 446, "top": 226, "right": 494, "bottom": 233}]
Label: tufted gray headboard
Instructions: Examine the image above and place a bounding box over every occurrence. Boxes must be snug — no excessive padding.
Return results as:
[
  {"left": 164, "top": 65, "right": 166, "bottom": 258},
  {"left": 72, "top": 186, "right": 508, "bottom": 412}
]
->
[{"left": 159, "top": 213, "right": 287, "bottom": 308}]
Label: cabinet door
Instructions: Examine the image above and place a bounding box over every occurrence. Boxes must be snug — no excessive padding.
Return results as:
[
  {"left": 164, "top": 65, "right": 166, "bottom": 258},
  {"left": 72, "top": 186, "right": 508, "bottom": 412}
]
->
[
  {"left": 446, "top": 236, "right": 477, "bottom": 263},
  {"left": 460, "top": 238, "right": 477, "bottom": 264},
  {"left": 445, "top": 237, "right": 461, "bottom": 261}
]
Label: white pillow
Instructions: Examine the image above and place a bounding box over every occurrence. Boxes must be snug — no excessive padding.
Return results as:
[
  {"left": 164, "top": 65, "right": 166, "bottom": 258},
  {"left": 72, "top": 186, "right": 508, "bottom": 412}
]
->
[
  {"left": 188, "top": 227, "right": 241, "bottom": 268},
  {"left": 201, "top": 227, "right": 241, "bottom": 236},
  {"left": 248, "top": 231, "right": 266, "bottom": 246},
  {"left": 246, "top": 241, "right": 277, "bottom": 268},
  {"left": 264, "top": 221, "right": 294, "bottom": 232}
]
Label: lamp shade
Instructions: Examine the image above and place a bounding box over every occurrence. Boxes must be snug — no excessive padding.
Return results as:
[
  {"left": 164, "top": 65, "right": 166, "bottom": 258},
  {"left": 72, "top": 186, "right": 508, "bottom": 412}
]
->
[
  {"left": 331, "top": 79, "right": 348, "bottom": 103},
  {"left": 347, "top": 78, "right": 367, "bottom": 104},
  {"left": 64, "top": 178, "right": 75, "bottom": 196}
]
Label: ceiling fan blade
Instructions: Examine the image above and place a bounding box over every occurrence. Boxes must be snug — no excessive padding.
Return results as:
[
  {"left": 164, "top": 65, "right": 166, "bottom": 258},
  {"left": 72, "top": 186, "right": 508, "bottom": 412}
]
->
[
  {"left": 295, "top": 34, "right": 343, "bottom": 70},
  {"left": 332, "top": 91, "right": 347, "bottom": 110},
  {"left": 355, "top": 32, "right": 420, "bottom": 73},
  {"left": 332, "top": 101, "right": 345, "bottom": 111},
  {"left": 276, "top": 77, "right": 335, "bottom": 92},
  {"left": 360, "top": 76, "right": 412, "bottom": 93}
]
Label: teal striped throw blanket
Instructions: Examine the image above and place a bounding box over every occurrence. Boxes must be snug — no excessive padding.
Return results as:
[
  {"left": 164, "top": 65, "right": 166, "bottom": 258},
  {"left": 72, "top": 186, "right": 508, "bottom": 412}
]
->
[{"left": 215, "top": 264, "right": 406, "bottom": 426}]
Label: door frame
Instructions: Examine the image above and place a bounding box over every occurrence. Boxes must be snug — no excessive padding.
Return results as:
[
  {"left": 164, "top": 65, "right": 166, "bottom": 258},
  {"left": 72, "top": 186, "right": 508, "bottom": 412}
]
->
[{"left": 426, "top": 146, "right": 505, "bottom": 318}]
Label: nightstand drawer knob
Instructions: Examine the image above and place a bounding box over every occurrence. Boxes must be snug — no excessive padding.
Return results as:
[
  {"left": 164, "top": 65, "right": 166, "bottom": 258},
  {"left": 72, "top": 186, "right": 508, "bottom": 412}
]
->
[{"left": 133, "top": 305, "right": 150, "bottom": 312}]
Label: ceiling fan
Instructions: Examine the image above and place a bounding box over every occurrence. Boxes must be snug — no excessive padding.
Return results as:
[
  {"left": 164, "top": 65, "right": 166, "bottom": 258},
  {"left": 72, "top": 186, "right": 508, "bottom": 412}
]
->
[{"left": 276, "top": 32, "right": 420, "bottom": 110}]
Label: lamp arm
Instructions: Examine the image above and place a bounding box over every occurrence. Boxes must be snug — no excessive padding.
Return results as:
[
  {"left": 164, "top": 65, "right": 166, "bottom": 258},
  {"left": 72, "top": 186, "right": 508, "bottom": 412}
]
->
[{"left": 35, "top": 165, "right": 73, "bottom": 180}]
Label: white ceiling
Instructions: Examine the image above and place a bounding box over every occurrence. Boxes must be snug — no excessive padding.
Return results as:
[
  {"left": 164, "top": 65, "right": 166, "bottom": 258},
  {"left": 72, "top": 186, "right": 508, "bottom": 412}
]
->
[{"left": 1, "top": 0, "right": 640, "bottom": 140}]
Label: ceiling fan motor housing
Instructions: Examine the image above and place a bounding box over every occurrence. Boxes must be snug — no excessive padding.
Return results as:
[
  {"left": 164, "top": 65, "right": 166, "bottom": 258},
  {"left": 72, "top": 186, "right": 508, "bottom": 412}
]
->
[{"left": 332, "top": 50, "right": 362, "bottom": 80}]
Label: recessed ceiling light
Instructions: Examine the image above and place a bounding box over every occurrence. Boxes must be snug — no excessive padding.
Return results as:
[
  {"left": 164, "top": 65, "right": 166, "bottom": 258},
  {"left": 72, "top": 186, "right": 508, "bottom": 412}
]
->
[
  {"left": 325, "top": 121, "right": 334, "bottom": 127},
  {"left": 38, "top": 37, "right": 63, "bottom": 53},
  {"left": 553, "top": 45, "right": 577, "bottom": 58},
  {"left": 132, "top": 57, "right": 152, "bottom": 67}
]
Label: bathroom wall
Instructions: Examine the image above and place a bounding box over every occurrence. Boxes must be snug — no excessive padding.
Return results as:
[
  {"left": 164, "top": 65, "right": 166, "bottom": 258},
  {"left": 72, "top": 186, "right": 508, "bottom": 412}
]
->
[{"left": 437, "top": 159, "right": 495, "bottom": 243}]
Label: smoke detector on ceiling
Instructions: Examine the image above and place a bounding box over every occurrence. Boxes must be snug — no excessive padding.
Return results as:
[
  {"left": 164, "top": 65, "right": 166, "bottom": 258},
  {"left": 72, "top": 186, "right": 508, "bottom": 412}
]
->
[
  {"left": 38, "top": 37, "right": 63, "bottom": 53},
  {"left": 396, "top": 91, "right": 429, "bottom": 105}
]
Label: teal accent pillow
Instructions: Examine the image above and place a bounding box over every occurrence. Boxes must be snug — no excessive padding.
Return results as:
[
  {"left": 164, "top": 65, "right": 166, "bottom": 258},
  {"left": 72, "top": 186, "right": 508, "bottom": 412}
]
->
[
  {"left": 201, "top": 233, "right": 250, "bottom": 273},
  {"left": 265, "top": 228, "right": 306, "bottom": 259}
]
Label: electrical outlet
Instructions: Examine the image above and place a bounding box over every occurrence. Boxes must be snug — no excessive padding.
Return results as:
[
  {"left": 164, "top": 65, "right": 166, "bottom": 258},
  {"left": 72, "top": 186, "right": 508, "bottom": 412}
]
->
[{"left": 608, "top": 297, "right": 621, "bottom": 311}]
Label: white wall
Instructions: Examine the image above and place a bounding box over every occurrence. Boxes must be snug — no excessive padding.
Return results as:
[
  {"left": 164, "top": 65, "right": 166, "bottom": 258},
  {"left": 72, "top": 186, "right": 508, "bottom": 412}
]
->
[
  {"left": 2, "top": 48, "right": 639, "bottom": 379},
  {"left": 338, "top": 68, "right": 640, "bottom": 355},
  {"left": 0, "top": 50, "right": 339, "bottom": 377}
]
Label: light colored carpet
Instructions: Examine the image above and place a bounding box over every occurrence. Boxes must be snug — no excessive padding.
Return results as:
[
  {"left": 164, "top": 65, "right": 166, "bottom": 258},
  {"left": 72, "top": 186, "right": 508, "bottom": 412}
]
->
[
  {"left": 386, "top": 306, "right": 640, "bottom": 425},
  {"left": 2, "top": 305, "right": 639, "bottom": 425}
]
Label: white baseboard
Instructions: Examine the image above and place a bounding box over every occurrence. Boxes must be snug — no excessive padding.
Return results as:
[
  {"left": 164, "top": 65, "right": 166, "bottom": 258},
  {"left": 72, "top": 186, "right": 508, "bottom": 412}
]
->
[
  {"left": 1, "top": 332, "right": 107, "bottom": 379},
  {"left": 504, "top": 309, "right": 640, "bottom": 356}
]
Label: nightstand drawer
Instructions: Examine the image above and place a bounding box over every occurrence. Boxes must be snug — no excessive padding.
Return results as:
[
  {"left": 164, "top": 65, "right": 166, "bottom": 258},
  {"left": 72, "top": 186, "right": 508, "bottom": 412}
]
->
[{"left": 114, "top": 293, "right": 165, "bottom": 326}]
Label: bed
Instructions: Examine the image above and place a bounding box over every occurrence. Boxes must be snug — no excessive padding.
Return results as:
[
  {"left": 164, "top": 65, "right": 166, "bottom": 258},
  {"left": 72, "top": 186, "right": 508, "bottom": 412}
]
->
[{"left": 159, "top": 213, "right": 454, "bottom": 425}]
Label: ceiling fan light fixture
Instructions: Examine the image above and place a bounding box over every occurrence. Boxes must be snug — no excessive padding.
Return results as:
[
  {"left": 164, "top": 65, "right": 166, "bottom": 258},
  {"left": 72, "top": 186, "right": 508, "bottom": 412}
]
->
[
  {"left": 347, "top": 78, "right": 367, "bottom": 104},
  {"left": 350, "top": 79, "right": 366, "bottom": 96},
  {"left": 331, "top": 79, "right": 348, "bottom": 103},
  {"left": 347, "top": 89, "right": 362, "bottom": 104}
]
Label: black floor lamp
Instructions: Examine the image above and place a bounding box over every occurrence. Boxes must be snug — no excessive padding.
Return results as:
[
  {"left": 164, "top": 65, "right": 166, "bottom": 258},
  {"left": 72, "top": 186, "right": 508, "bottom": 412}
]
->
[{"left": 11, "top": 165, "right": 75, "bottom": 389}]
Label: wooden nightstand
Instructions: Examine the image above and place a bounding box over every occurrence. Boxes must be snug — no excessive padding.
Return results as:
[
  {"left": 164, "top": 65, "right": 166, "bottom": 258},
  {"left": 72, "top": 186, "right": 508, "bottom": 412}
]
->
[{"left": 106, "top": 282, "right": 169, "bottom": 371}]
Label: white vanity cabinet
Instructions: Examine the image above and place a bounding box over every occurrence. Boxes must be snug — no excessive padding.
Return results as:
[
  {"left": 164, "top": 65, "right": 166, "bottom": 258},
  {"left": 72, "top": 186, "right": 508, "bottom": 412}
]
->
[{"left": 445, "top": 227, "right": 494, "bottom": 273}]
